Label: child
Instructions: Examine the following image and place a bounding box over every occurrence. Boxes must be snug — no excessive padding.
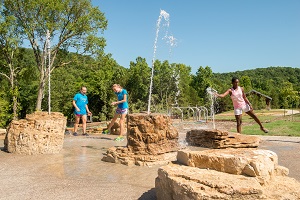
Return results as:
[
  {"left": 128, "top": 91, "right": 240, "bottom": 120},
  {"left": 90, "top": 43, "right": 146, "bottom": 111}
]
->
[
  {"left": 215, "top": 77, "right": 269, "bottom": 134},
  {"left": 103, "top": 84, "right": 128, "bottom": 141}
]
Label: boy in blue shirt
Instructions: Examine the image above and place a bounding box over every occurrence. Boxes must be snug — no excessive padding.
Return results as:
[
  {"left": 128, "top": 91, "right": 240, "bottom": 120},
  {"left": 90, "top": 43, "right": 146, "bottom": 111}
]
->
[
  {"left": 103, "top": 84, "right": 128, "bottom": 141},
  {"left": 73, "top": 86, "right": 92, "bottom": 136}
]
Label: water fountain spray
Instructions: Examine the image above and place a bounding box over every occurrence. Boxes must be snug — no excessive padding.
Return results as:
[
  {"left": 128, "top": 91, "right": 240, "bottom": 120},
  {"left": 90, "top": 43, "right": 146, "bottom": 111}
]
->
[
  {"left": 206, "top": 87, "right": 218, "bottom": 129},
  {"left": 147, "top": 10, "right": 176, "bottom": 114}
]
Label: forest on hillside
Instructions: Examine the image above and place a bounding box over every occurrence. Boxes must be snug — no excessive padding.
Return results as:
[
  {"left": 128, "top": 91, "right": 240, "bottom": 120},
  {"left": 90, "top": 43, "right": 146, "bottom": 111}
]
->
[{"left": 0, "top": 1, "right": 299, "bottom": 128}]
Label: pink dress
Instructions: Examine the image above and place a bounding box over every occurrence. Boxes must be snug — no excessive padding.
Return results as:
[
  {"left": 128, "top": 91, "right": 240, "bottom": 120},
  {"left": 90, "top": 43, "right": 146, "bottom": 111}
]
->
[{"left": 230, "top": 86, "right": 246, "bottom": 109}]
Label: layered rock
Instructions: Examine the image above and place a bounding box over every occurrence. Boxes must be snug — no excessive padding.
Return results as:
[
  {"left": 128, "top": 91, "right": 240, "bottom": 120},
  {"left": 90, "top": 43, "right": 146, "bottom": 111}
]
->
[
  {"left": 102, "top": 113, "right": 179, "bottom": 166},
  {"left": 177, "top": 149, "right": 288, "bottom": 185},
  {"left": 156, "top": 164, "right": 300, "bottom": 200},
  {"left": 155, "top": 149, "right": 300, "bottom": 200},
  {"left": 4, "top": 112, "right": 67, "bottom": 155},
  {"left": 186, "top": 129, "right": 260, "bottom": 148}
]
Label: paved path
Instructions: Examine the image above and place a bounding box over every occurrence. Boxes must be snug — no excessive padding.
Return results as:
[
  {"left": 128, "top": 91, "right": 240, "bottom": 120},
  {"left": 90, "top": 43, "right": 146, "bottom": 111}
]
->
[{"left": 1, "top": 133, "right": 300, "bottom": 200}]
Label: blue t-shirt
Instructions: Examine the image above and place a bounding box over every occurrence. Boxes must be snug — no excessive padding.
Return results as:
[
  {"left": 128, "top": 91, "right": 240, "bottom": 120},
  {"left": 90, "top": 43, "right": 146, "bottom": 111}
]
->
[
  {"left": 115, "top": 89, "right": 128, "bottom": 109},
  {"left": 73, "top": 93, "right": 88, "bottom": 115}
]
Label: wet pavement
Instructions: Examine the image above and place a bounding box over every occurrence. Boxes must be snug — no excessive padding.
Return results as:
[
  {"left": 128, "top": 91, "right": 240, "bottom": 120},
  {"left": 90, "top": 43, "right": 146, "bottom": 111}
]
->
[{"left": 0, "top": 128, "right": 300, "bottom": 200}]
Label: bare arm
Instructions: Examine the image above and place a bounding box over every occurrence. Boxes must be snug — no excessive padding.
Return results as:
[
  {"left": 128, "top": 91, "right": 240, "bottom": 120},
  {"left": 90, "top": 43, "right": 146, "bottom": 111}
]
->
[
  {"left": 72, "top": 100, "right": 80, "bottom": 111},
  {"left": 111, "top": 94, "right": 127, "bottom": 106},
  {"left": 215, "top": 89, "right": 231, "bottom": 98},
  {"left": 85, "top": 104, "right": 92, "bottom": 115}
]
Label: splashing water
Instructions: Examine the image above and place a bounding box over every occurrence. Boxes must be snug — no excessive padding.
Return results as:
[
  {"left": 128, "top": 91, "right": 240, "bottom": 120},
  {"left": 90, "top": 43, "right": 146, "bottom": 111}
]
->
[
  {"left": 174, "top": 72, "right": 180, "bottom": 106},
  {"left": 147, "top": 9, "right": 177, "bottom": 114},
  {"left": 206, "top": 87, "right": 218, "bottom": 129}
]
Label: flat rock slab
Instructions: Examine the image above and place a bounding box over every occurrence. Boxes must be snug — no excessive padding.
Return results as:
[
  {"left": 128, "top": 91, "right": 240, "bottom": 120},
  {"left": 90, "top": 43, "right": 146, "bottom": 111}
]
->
[
  {"left": 186, "top": 129, "right": 260, "bottom": 148},
  {"left": 177, "top": 148, "right": 289, "bottom": 185},
  {"left": 155, "top": 164, "right": 300, "bottom": 200}
]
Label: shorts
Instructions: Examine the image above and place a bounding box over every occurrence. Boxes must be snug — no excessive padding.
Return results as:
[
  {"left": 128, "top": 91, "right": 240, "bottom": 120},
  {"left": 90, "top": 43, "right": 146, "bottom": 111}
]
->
[
  {"left": 116, "top": 108, "right": 128, "bottom": 115},
  {"left": 234, "top": 104, "right": 251, "bottom": 115},
  {"left": 75, "top": 113, "right": 87, "bottom": 117}
]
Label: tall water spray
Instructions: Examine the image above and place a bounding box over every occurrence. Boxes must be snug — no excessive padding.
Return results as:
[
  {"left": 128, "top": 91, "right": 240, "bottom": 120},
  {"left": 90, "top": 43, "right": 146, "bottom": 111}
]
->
[
  {"left": 174, "top": 72, "right": 180, "bottom": 106},
  {"left": 147, "top": 10, "right": 176, "bottom": 114},
  {"left": 206, "top": 87, "right": 218, "bottom": 129}
]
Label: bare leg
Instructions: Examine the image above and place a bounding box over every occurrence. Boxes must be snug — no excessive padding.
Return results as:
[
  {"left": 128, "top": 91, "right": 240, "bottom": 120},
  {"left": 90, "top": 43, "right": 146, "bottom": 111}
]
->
[
  {"left": 107, "top": 113, "right": 119, "bottom": 131},
  {"left": 235, "top": 115, "right": 242, "bottom": 133},
  {"left": 74, "top": 115, "right": 80, "bottom": 133},
  {"left": 119, "top": 113, "right": 126, "bottom": 136},
  {"left": 81, "top": 115, "right": 87, "bottom": 133},
  {"left": 246, "top": 110, "right": 268, "bottom": 132}
]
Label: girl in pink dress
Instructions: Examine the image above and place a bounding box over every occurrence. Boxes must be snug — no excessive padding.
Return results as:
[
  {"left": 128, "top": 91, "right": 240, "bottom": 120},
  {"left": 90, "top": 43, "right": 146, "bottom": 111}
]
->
[{"left": 215, "top": 77, "right": 269, "bottom": 134}]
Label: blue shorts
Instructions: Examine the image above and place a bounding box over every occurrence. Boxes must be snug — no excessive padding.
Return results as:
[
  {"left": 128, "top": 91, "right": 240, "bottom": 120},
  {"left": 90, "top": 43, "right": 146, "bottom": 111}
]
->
[{"left": 116, "top": 108, "right": 128, "bottom": 115}]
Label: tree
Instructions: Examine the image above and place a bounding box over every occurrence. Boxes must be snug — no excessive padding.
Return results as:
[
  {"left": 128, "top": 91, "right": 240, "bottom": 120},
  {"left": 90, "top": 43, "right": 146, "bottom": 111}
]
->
[
  {"left": 0, "top": 10, "right": 23, "bottom": 119},
  {"left": 152, "top": 60, "right": 175, "bottom": 111},
  {"left": 126, "top": 57, "right": 150, "bottom": 112},
  {"left": 174, "top": 63, "right": 200, "bottom": 106},
  {"left": 192, "top": 66, "right": 213, "bottom": 104},
  {"left": 240, "top": 75, "right": 252, "bottom": 92},
  {"left": 2, "top": 0, "right": 107, "bottom": 111}
]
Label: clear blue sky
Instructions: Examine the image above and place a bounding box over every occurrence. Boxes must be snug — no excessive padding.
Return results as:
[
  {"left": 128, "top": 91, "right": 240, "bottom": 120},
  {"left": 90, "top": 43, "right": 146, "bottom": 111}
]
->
[{"left": 93, "top": 0, "right": 300, "bottom": 74}]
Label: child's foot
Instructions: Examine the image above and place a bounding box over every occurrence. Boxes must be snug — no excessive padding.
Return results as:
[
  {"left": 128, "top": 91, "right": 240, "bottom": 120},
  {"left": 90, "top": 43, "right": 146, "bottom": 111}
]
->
[
  {"left": 114, "top": 136, "right": 124, "bottom": 141},
  {"left": 73, "top": 132, "right": 78, "bottom": 136},
  {"left": 102, "top": 130, "right": 110, "bottom": 134},
  {"left": 260, "top": 127, "right": 269, "bottom": 133},
  {"left": 82, "top": 133, "right": 89, "bottom": 136}
]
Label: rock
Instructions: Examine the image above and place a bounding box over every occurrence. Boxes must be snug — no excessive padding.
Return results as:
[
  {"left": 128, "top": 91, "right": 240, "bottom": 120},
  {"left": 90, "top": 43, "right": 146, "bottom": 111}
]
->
[
  {"left": 103, "top": 119, "right": 125, "bottom": 135},
  {"left": 0, "top": 129, "right": 6, "bottom": 135},
  {"left": 186, "top": 129, "right": 260, "bottom": 148},
  {"left": 101, "top": 113, "right": 179, "bottom": 166},
  {"left": 177, "top": 148, "right": 288, "bottom": 185},
  {"left": 156, "top": 164, "right": 263, "bottom": 200},
  {"left": 4, "top": 112, "right": 67, "bottom": 155},
  {"left": 155, "top": 164, "right": 300, "bottom": 200}
]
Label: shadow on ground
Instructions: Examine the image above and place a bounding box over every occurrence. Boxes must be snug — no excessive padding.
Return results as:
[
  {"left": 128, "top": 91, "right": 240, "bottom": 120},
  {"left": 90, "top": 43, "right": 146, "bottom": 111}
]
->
[{"left": 138, "top": 188, "right": 157, "bottom": 200}]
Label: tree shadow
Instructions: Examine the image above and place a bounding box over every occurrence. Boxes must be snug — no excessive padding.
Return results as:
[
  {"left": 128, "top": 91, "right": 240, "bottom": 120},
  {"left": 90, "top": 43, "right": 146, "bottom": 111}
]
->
[{"left": 138, "top": 188, "right": 157, "bottom": 200}]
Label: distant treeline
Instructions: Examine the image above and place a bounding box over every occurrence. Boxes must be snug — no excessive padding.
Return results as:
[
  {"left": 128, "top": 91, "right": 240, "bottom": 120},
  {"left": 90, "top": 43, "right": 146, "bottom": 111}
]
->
[{"left": 0, "top": 48, "right": 299, "bottom": 127}]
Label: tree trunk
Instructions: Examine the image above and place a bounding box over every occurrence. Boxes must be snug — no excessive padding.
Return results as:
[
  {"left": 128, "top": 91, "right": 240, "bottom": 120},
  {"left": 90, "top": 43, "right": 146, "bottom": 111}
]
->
[
  {"left": 12, "top": 95, "right": 18, "bottom": 120},
  {"left": 36, "top": 73, "right": 46, "bottom": 111}
]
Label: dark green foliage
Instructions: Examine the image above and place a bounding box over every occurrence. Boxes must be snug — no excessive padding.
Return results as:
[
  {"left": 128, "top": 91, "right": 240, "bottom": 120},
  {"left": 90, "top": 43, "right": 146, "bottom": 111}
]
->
[{"left": 0, "top": 44, "right": 299, "bottom": 127}]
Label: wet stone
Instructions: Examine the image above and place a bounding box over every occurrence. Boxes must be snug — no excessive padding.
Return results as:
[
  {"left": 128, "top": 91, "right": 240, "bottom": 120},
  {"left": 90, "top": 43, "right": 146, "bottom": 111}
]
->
[{"left": 102, "top": 113, "right": 180, "bottom": 166}]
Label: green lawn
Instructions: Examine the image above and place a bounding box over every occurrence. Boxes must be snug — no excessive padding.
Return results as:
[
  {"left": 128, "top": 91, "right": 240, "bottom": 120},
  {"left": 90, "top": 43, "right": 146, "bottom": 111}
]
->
[{"left": 215, "top": 109, "right": 300, "bottom": 136}]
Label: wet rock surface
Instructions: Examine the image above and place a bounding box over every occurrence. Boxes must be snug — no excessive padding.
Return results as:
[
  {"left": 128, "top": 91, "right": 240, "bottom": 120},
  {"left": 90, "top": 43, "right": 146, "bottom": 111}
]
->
[
  {"left": 4, "top": 112, "right": 66, "bottom": 155},
  {"left": 102, "top": 113, "right": 179, "bottom": 166}
]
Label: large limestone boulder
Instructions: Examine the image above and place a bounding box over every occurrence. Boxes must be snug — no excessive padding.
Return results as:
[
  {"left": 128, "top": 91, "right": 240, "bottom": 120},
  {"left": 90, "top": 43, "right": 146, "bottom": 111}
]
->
[
  {"left": 177, "top": 149, "right": 288, "bottom": 185},
  {"left": 4, "top": 112, "right": 67, "bottom": 155},
  {"left": 102, "top": 113, "right": 179, "bottom": 166},
  {"left": 186, "top": 129, "right": 260, "bottom": 148},
  {"left": 155, "top": 164, "right": 300, "bottom": 200}
]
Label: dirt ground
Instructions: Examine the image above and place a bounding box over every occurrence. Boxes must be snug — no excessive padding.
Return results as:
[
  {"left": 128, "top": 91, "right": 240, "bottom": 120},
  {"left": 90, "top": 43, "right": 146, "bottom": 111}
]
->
[{"left": 0, "top": 120, "right": 300, "bottom": 200}]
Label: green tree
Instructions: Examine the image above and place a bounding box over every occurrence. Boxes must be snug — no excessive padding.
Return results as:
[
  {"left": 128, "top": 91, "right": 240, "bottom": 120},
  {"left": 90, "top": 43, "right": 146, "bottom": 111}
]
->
[
  {"left": 0, "top": 11, "right": 22, "bottom": 119},
  {"left": 126, "top": 57, "right": 150, "bottom": 112},
  {"left": 192, "top": 66, "right": 213, "bottom": 104},
  {"left": 2, "top": 0, "right": 108, "bottom": 111},
  {"left": 240, "top": 75, "right": 252, "bottom": 92},
  {"left": 173, "top": 63, "right": 200, "bottom": 107}
]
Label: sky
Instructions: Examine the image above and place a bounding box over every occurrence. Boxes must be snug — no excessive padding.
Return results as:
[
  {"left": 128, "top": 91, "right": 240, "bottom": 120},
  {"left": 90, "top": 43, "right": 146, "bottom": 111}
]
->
[{"left": 93, "top": 0, "right": 300, "bottom": 74}]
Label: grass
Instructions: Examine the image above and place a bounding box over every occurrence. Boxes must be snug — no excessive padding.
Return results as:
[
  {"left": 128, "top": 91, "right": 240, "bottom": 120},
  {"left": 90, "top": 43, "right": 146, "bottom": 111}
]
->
[{"left": 215, "top": 109, "right": 300, "bottom": 137}]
